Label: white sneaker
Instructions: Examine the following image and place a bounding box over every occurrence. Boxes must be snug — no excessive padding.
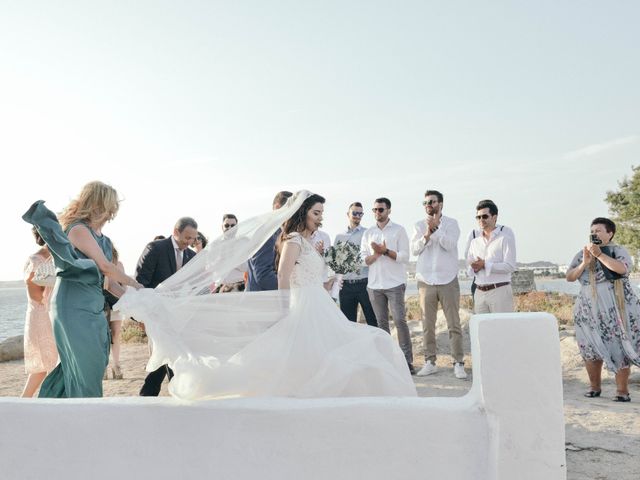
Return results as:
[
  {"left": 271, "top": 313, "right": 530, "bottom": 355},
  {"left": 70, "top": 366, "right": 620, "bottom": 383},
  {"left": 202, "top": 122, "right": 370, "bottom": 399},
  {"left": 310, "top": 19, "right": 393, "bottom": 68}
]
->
[
  {"left": 454, "top": 363, "right": 467, "bottom": 379},
  {"left": 416, "top": 361, "right": 438, "bottom": 376}
]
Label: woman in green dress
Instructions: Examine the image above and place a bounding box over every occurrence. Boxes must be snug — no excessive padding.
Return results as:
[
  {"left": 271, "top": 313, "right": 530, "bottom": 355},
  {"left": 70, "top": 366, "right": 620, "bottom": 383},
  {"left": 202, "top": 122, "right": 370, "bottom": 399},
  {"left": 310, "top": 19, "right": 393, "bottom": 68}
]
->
[{"left": 23, "top": 181, "right": 141, "bottom": 398}]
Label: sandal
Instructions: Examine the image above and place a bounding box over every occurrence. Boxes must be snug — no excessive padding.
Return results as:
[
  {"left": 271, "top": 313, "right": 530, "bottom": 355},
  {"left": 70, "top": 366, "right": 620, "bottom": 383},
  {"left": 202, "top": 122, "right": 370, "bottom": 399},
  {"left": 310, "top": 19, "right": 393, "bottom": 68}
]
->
[
  {"left": 583, "top": 390, "right": 601, "bottom": 398},
  {"left": 612, "top": 394, "right": 631, "bottom": 402}
]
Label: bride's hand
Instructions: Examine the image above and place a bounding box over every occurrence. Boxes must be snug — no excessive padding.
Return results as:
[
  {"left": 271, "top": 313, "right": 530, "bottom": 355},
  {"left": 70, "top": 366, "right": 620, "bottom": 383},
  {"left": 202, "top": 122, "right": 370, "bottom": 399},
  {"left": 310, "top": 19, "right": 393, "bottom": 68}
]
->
[{"left": 324, "top": 277, "right": 335, "bottom": 291}]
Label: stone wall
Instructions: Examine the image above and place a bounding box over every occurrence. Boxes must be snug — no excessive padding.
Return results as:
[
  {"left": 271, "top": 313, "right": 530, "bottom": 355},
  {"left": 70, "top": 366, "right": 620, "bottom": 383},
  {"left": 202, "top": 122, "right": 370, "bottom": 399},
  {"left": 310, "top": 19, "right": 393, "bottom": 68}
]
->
[
  {"left": 0, "top": 313, "right": 566, "bottom": 480},
  {"left": 512, "top": 270, "right": 536, "bottom": 294}
]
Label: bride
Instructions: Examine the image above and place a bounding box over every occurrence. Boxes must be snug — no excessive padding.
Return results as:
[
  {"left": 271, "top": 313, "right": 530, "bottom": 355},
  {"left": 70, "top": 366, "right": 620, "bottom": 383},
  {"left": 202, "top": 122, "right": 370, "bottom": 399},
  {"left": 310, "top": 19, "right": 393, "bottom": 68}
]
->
[{"left": 116, "top": 191, "right": 417, "bottom": 399}]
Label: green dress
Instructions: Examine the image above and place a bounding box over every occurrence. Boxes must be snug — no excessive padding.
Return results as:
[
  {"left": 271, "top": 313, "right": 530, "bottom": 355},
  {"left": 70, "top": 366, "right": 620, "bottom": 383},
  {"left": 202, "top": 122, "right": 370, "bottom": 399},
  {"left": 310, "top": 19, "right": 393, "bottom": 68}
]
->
[{"left": 23, "top": 200, "right": 111, "bottom": 398}]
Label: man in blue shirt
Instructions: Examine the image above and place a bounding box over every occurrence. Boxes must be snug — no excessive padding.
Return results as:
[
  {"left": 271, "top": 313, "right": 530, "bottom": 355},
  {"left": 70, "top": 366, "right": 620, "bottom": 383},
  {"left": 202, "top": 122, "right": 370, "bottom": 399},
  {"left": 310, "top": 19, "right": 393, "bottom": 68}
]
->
[{"left": 334, "top": 202, "right": 377, "bottom": 326}]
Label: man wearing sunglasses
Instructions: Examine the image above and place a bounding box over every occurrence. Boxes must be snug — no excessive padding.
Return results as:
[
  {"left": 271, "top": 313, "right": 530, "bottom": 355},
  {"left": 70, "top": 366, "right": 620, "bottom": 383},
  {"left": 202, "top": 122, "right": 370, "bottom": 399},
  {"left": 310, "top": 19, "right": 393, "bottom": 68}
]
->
[
  {"left": 466, "top": 199, "right": 517, "bottom": 313},
  {"left": 215, "top": 214, "right": 248, "bottom": 293},
  {"left": 334, "top": 202, "right": 377, "bottom": 326},
  {"left": 361, "top": 197, "right": 414, "bottom": 374},
  {"left": 411, "top": 190, "right": 466, "bottom": 379}
]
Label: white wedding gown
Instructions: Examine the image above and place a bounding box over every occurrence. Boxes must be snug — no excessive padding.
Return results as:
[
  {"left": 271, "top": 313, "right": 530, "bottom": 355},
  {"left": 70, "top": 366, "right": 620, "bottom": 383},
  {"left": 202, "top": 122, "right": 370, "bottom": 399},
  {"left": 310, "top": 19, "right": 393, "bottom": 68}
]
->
[{"left": 116, "top": 193, "right": 416, "bottom": 399}]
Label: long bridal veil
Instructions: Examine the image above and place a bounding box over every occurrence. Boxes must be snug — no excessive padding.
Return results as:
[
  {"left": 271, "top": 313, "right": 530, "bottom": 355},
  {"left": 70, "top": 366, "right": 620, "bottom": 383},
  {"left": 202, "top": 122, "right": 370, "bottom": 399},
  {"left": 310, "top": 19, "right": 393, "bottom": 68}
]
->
[
  {"left": 116, "top": 190, "right": 417, "bottom": 399},
  {"left": 115, "top": 191, "right": 311, "bottom": 382}
]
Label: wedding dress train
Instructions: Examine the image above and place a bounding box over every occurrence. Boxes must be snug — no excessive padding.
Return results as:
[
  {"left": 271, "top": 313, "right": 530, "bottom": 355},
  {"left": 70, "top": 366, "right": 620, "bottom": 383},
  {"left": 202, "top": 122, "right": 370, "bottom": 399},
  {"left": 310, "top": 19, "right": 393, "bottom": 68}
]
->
[{"left": 116, "top": 193, "right": 416, "bottom": 399}]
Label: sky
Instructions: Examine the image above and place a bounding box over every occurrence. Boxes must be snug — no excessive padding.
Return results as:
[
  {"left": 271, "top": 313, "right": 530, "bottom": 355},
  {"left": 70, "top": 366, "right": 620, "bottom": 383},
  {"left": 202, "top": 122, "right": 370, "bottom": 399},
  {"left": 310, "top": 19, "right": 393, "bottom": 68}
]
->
[{"left": 1, "top": 1, "right": 638, "bottom": 280}]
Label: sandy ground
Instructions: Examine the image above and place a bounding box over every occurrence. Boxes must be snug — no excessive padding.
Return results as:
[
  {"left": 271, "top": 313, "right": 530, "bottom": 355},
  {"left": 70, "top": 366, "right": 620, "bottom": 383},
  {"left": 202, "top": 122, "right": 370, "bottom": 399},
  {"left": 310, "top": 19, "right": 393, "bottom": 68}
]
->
[{"left": 1, "top": 310, "right": 639, "bottom": 479}]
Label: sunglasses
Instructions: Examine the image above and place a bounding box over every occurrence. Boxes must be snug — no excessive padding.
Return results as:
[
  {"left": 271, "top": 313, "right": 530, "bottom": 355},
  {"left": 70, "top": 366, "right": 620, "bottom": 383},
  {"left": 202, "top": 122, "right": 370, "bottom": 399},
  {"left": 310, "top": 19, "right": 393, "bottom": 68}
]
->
[
  {"left": 475, "top": 214, "right": 491, "bottom": 220},
  {"left": 372, "top": 207, "right": 387, "bottom": 213},
  {"left": 422, "top": 200, "right": 438, "bottom": 206},
  {"left": 223, "top": 223, "right": 237, "bottom": 229},
  {"left": 350, "top": 211, "right": 364, "bottom": 217}
]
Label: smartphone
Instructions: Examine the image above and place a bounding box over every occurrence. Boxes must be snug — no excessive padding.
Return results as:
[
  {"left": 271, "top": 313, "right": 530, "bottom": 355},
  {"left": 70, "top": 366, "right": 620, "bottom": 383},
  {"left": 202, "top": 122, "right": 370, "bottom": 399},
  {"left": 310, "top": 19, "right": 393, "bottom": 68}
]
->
[{"left": 590, "top": 233, "right": 602, "bottom": 245}]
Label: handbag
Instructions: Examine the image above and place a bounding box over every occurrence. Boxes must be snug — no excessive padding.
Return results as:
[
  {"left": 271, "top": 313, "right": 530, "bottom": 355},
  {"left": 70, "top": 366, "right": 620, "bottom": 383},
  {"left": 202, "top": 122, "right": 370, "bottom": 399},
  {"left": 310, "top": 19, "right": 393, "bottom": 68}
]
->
[
  {"left": 598, "top": 246, "right": 623, "bottom": 281},
  {"left": 32, "top": 257, "right": 56, "bottom": 287}
]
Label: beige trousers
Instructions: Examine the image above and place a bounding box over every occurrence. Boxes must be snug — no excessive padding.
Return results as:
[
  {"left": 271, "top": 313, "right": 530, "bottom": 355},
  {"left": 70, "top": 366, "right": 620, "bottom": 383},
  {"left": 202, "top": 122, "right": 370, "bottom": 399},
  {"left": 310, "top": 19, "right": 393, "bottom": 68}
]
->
[
  {"left": 418, "top": 278, "right": 464, "bottom": 364},
  {"left": 474, "top": 284, "right": 514, "bottom": 314}
]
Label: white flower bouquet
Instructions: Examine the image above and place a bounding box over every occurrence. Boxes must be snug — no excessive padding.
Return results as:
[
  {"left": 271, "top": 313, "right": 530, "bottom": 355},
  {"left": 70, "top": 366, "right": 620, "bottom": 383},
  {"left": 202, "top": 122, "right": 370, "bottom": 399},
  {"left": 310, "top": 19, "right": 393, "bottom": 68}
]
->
[{"left": 324, "top": 241, "right": 362, "bottom": 299}]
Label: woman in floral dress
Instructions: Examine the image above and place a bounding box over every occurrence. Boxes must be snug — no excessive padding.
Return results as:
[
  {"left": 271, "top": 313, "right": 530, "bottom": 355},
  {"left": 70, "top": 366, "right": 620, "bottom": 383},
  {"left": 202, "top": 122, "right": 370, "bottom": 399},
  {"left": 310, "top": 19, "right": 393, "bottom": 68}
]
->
[
  {"left": 21, "top": 227, "right": 58, "bottom": 397},
  {"left": 566, "top": 217, "right": 640, "bottom": 402}
]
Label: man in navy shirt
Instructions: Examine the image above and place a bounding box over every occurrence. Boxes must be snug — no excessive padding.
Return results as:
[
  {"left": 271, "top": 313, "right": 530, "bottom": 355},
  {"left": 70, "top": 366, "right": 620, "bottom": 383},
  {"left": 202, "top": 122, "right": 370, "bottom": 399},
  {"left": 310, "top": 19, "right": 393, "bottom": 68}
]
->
[{"left": 246, "top": 191, "right": 292, "bottom": 291}]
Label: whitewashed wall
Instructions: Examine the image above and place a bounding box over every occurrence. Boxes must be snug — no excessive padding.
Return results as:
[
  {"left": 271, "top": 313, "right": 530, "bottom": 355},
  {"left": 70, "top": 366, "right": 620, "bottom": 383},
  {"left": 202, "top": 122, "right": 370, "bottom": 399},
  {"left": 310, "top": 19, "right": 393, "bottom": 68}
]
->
[{"left": 0, "top": 313, "right": 566, "bottom": 480}]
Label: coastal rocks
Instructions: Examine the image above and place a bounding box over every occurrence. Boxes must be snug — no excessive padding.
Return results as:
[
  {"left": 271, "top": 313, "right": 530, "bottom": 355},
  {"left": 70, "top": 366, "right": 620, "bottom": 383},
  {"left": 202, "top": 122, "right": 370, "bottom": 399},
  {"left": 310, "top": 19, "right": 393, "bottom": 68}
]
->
[{"left": 0, "top": 335, "right": 24, "bottom": 362}]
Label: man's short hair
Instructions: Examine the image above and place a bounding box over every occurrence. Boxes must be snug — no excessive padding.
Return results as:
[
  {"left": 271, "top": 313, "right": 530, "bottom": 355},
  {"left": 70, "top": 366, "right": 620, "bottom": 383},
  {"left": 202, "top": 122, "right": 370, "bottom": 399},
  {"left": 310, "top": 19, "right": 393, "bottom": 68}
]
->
[
  {"left": 222, "top": 214, "right": 238, "bottom": 223},
  {"left": 374, "top": 197, "right": 391, "bottom": 209},
  {"left": 348, "top": 202, "right": 363, "bottom": 210},
  {"left": 273, "top": 191, "right": 293, "bottom": 207},
  {"left": 591, "top": 217, "right": 616, "bottom": 238},
  {"left": 425, "top": 190, "right": 444, "bottom": 203},
  {"left": 476, "top": 199, "right": 498, "bottom": 216},
  {"left": 175, "top": 217, "right": 198, "bottom": 232}
]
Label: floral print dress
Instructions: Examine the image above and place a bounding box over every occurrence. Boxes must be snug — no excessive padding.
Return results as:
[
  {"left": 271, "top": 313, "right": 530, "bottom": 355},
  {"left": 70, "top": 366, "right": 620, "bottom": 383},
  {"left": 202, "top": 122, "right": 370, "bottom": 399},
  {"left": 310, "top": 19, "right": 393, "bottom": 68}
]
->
[{"left": 570, "top": 245, "right": 640, "bottom": 373}]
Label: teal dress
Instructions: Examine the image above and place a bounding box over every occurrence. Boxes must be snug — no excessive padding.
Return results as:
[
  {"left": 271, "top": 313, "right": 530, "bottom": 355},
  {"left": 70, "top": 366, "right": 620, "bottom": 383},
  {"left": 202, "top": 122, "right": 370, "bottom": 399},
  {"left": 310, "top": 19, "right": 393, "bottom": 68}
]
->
[{"left": 23, "top": 200, "right": 111, "bottom": 398}]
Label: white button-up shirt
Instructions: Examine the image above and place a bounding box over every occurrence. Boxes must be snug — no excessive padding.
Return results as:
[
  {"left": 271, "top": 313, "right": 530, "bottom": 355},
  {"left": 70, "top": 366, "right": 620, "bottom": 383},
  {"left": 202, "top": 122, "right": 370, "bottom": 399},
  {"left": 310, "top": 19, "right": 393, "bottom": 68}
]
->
[
  {"left": 171, "top": 236, "right": 185, "bottom": 269},
  {"left": 411, "top": 215, "right": 460, "bottom": 285},
  {"left": 360, "top": 220, "right": 409, "bottom": 290},
  {"left": 466, "top": 225, "right": 517, "bottom": 285}
]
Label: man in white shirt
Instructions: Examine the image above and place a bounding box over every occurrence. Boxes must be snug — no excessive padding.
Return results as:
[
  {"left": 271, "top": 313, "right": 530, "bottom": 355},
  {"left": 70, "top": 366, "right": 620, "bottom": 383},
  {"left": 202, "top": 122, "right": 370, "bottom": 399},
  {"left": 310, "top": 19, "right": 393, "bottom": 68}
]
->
[
  {"left": 411, "top": 190, "right": 466, "bottom": 379},
  {"left": 334, "top": 202, "right": 377, "bottom": 326},
  {"left": 216, "top": 214, "right": 248, "bottom": 293},
  {"left": 361, "top": 197, "right": 414, "bottom": 374},
  {"left": 466, "top": 199, "right": 517, "bottom": 313}
]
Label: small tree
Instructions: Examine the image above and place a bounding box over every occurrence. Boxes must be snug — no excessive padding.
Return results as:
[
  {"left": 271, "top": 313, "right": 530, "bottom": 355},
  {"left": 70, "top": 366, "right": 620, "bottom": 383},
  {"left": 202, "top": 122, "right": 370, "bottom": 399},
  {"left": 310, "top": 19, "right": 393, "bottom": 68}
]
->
[{"left": 606, "top": 165, "right": 640, "bottom": 270}]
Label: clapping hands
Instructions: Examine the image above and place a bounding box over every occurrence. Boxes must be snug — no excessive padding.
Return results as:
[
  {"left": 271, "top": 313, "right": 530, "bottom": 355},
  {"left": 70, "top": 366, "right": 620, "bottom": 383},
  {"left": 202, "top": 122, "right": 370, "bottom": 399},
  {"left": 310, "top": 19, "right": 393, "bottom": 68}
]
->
[{"left": 371, "top": 240, "right": 387, "bottom": 255}]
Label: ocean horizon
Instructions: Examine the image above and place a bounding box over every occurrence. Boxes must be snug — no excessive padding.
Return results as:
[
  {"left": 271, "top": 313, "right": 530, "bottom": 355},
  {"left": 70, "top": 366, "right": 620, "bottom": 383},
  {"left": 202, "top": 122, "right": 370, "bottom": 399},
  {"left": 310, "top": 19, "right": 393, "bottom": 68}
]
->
[{"left": 0, "top": 278, "right": 597, "bottom": 342}]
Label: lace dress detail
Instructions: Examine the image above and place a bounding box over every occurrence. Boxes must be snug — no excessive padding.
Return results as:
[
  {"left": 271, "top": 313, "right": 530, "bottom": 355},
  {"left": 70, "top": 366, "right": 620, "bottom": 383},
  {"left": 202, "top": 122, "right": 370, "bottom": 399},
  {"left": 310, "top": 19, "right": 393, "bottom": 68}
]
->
[
  {"left": 23, "top": 254, "right": 58, "bottom": 374},
  {"left": 286, "top": 233, "right": 325, "bottom": 288}
]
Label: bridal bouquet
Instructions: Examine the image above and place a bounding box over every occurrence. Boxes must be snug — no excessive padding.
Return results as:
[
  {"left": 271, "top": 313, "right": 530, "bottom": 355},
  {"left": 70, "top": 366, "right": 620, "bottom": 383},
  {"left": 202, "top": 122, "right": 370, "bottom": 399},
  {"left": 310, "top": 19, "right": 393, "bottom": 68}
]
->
[{"left": 324, "top": 241, "right": 362, "bottom": 299}]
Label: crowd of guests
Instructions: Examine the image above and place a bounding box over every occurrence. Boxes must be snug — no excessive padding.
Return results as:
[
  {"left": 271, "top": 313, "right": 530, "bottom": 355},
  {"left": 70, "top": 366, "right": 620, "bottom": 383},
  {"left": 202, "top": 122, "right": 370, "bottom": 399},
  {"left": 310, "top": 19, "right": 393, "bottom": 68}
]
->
[{"left": 20, "top": 182, "right": 640, "bottom": 402}]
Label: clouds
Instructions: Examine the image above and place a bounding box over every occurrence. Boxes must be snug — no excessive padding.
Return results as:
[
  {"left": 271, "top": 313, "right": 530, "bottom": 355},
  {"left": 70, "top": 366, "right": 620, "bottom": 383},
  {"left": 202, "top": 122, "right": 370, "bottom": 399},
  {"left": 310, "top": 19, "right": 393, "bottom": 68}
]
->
[{"left": 563, "top": 135, "right": 640, "bottom": 160}]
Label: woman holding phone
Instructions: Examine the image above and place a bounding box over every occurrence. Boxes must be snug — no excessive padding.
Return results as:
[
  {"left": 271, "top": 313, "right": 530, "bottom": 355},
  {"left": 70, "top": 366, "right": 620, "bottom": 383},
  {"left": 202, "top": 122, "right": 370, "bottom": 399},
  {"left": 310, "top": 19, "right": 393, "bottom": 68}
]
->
[{"left": 566, "top": 217, "right": 640, "bottom": 402}]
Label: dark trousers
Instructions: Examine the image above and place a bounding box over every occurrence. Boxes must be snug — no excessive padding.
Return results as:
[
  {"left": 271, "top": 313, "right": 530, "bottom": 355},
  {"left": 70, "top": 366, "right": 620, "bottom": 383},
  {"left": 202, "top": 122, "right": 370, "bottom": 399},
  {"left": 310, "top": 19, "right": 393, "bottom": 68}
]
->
[
  {"left": 339, "top": 279, "right": 378, "bottom": 327},
  {"left": 139, "top": 365, "right": 174, "bottom": 397}
]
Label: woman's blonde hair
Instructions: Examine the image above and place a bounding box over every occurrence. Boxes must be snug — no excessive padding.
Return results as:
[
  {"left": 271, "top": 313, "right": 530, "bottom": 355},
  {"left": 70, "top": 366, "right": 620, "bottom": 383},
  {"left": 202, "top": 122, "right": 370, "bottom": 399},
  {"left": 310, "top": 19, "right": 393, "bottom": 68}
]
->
[{"left": 59, "top": 181, "right": 120, "bottom": 230}]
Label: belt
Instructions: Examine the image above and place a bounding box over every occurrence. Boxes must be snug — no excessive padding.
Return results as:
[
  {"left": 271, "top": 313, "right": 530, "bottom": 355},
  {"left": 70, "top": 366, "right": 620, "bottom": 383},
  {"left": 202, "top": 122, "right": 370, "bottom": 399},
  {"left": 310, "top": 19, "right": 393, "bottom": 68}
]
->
[
  {"left": 475, "top": 281, "right": 510, "bottom": 292},
  {"left": 344, "top": 278, "right": 368, "bottom": 284}
]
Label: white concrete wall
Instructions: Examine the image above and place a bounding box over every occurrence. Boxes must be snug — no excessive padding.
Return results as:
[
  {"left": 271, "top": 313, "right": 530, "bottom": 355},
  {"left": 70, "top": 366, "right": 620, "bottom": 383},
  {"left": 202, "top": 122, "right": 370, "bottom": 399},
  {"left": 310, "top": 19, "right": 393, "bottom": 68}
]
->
[{"left": 0, "top": 313, "right": 566, "bottom": 480}]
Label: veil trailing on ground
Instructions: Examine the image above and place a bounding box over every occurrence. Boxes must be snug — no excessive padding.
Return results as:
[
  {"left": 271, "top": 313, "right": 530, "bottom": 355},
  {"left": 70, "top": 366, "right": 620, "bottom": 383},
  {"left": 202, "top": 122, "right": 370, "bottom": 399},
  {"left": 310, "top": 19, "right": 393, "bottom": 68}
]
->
[{"left": 114, "top": 191, "right": 312, "bottom": 375}]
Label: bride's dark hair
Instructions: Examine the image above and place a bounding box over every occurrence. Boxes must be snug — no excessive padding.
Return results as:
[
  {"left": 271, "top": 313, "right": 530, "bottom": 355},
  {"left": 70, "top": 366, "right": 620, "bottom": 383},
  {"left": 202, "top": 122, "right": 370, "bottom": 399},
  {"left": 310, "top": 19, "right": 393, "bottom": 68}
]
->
[{"left": 275, "top": 193, "right": 325, "bottom": 271}]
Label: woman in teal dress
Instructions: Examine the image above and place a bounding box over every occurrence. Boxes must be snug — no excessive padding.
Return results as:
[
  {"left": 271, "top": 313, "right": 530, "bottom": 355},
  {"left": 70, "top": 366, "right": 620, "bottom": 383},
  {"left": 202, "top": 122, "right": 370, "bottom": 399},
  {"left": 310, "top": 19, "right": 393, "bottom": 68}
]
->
[{"left": 22, "top": 181, "right": 141, "bottom": 398}]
